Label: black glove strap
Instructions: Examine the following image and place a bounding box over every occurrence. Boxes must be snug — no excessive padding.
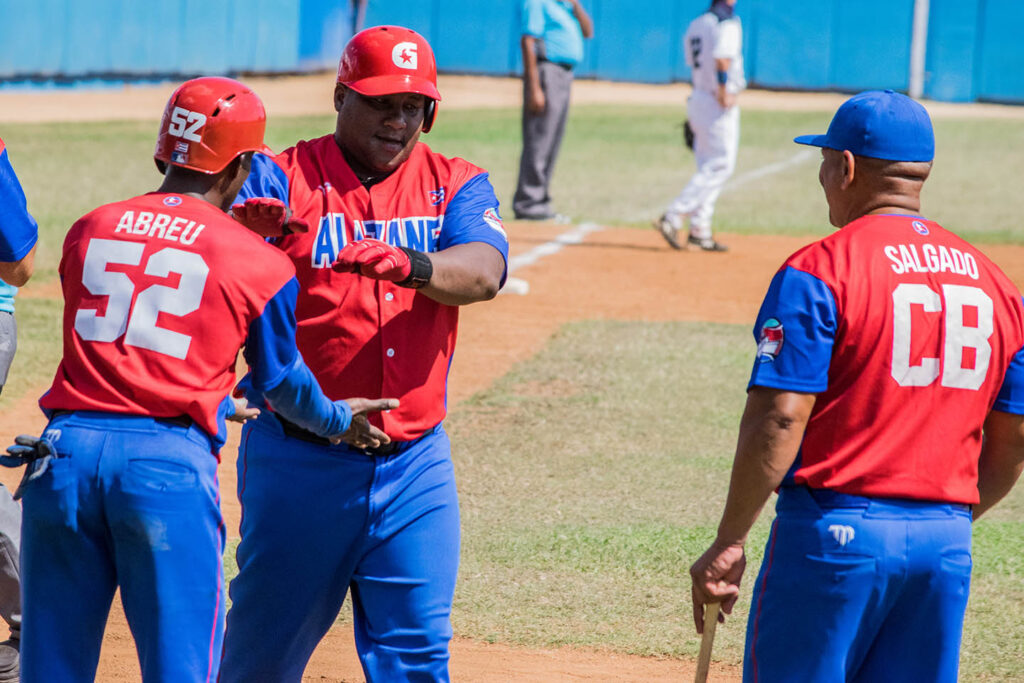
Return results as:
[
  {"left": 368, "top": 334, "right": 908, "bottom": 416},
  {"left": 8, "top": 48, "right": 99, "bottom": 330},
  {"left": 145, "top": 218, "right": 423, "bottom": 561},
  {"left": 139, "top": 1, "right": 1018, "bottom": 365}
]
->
[{"left": 396, "top": 248, "right": 433, "bottom": 289}]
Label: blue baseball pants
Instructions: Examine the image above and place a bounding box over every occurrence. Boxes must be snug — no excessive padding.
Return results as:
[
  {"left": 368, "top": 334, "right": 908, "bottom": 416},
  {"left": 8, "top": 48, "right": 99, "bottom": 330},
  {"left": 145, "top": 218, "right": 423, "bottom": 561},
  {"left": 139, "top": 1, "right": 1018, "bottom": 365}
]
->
[
  {"left": 19, "top": 411, "right": 225, "bottom": 683},
  {"left": 220, "top": 412, "right": 460, "bottom": 683},
  {"left": 744, "top": 485, "right": 973, "bottom": 683}
]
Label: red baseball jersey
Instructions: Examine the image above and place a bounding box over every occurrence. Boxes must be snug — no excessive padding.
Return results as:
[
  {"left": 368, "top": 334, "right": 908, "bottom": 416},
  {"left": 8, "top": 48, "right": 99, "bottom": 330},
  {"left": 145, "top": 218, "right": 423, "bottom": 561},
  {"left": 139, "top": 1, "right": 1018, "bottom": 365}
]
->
[
  {"left": 41, "top": 193, "right": 296, "bottom": 450},
  {"left": 749, "top": 214, "right": 1024, "bottom": 503},
  {"left": 237, "top": 137, "right": 509, "bottom": 441}
]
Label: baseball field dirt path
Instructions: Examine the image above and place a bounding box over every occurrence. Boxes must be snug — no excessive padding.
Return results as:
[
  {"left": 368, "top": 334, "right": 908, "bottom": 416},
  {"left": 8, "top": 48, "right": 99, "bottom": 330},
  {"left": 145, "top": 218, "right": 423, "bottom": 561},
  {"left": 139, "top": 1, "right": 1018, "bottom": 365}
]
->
[{"left": 1, "top": 74, "right": 1022, "bottom": 681}]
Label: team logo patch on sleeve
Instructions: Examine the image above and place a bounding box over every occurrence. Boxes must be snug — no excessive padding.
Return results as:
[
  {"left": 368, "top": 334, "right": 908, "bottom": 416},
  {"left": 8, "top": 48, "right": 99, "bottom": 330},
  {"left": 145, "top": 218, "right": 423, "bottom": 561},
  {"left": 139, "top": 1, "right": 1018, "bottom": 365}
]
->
[
  {"left": 912, "top": 220, "right": 929, "bottom": 235},
  {"left": 482, "top": 207, "right": 507, "bottom": 239},
  {"left": 756, "top": 318, "right": 784, "bottom": 362},
  {"left": 429, "top": 187, "right": 445, "bottom": 206}
]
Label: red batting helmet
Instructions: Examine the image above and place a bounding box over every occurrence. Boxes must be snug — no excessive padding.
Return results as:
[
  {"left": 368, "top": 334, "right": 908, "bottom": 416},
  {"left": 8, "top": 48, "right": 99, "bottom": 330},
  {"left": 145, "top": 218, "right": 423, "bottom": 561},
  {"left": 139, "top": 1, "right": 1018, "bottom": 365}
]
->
[
  {"left": 154, "top": 76, "right": 272, "bottom": 174},
  {"left": 337, "top": 25, "right": 441, "bottom": 132}
]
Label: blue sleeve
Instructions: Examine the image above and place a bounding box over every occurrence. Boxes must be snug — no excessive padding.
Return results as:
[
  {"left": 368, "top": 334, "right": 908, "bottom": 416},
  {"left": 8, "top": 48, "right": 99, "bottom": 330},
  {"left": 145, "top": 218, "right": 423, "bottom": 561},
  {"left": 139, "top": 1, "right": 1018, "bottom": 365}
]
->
[
  {"left": 236, "top": 152, "right": 290, "bottom": 204},
  {"left": 439, "top": 172, "right": 510, "bottom": 284},
  {"left": 0, "top": 146, "right": 39, "bottom": 262},
  {"left": 242, "top": 277, "right": 352, "bottom": 437},
  {"left": 523, "top": 0, "right": 545, "bottom": 36},
  {"left": 748, "top": 266, "right": 838, "bottom": 393},
  {"left": 994, "top": 344, "right": 1024, "bottom": 415}
]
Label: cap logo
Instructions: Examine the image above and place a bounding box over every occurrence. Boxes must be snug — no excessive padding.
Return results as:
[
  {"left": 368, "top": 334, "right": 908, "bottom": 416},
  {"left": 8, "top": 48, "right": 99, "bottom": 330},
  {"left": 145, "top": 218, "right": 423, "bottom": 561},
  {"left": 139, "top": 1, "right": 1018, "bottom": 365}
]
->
[
  {"left": 392, "top": 42, "right": 418, "bottom": 70},
  {"left": 912, "top": 220, "right": 929, "bottom": 235}
]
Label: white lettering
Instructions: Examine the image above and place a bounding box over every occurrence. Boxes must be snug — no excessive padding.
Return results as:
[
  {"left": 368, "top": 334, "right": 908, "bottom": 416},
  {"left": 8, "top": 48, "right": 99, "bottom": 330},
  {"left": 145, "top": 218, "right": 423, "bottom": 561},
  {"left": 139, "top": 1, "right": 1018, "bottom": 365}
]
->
[
  {"left": 884, "top": 245, "right": 905, "bottom": 274},
  {"left": 133, "top": 212, "right": 154, "bottom": 235},
  {"left": 165, "top": 217, "right": 188, "bottom": 242},
  {"left": 179, "top": 223, "right": 204, "bottom": 245},
  {"left": 115, "top": 211, "right": 134, "bottom": 234}
]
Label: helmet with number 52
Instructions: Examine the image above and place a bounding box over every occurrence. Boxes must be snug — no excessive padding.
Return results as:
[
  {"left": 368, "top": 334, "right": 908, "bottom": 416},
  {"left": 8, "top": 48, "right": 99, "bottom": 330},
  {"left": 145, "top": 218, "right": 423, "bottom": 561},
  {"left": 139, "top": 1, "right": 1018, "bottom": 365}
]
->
[{"left": 154, "top": 76, "right": 272, "bottom": 174}]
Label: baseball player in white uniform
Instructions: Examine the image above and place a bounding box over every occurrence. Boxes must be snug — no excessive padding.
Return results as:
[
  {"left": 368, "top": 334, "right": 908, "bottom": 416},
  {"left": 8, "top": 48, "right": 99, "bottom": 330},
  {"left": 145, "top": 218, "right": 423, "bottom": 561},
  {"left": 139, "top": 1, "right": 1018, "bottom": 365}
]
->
[{"left": 655, "top": 0, "right": 744, "bottom": 252}]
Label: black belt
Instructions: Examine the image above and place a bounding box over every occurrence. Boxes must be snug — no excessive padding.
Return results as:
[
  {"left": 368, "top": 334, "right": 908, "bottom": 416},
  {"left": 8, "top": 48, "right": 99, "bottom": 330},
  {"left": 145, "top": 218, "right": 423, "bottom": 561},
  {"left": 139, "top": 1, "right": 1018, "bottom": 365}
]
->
[
  {"left": 52, "top": 410, "right": 193, "bottom": 429},
  {"left": 274, "top": 414, "right": 417, "bottom": 457},
  {"left": 538, "top": 57, "right": 573, "bottom": 71}
]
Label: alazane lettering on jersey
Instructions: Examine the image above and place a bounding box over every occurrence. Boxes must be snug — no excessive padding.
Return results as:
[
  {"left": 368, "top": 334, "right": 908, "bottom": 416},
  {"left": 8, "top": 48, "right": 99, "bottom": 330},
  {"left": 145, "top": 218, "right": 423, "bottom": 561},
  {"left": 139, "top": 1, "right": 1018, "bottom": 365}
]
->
[
  {"left": 884, "top": 243, "right": 979, "bottom": 280},
  {"left": 114, "top": 210, "right": 205, "bottom": 245},
  {"left": 311, "top": 213, "right": 443, "bottom": 268}
]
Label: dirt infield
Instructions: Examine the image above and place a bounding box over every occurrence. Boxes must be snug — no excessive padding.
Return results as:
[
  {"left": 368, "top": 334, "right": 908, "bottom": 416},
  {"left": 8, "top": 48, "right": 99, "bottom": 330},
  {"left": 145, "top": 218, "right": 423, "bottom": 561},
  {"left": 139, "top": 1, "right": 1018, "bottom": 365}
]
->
[{"left": 1, "top": 75, "right": 1023, "bottom": 680}]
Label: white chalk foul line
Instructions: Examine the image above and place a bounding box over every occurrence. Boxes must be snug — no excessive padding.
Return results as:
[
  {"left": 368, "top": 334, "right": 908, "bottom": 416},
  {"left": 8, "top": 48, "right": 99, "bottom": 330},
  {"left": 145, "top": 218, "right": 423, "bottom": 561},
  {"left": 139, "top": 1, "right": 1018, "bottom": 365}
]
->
[
  {"left": 723, "top": 149, "right": 816, "bottom": 193},
  {"left": 503, "top": 149, "right": 815, "bottom": 283},
  {"left": 508, "top": 221, "right": 604, "bottom": 274}
]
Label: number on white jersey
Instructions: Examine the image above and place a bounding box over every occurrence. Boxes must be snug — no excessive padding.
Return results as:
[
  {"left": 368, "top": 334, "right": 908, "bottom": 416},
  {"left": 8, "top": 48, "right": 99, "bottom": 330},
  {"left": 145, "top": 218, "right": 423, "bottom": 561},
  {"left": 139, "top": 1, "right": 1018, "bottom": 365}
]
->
[
  {"left": 689, "top": 36, "right": 703, "bottom": 69},
  {"left": 74, "top": 238, "right": 210, "bottom": 360},
  {"left": 891, "top": 283, "right": 993, "bottom": 390},
  {"left": 167, "top": 106, "right": 207, "bottom": 143}
]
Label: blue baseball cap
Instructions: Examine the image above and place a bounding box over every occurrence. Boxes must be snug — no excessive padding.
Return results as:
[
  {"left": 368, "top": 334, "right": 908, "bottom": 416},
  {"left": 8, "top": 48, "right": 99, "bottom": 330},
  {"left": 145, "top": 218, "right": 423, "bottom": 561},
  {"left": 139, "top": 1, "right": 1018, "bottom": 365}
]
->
[{"left": 794, "top": 90, "right": 935, "bottom": 162}]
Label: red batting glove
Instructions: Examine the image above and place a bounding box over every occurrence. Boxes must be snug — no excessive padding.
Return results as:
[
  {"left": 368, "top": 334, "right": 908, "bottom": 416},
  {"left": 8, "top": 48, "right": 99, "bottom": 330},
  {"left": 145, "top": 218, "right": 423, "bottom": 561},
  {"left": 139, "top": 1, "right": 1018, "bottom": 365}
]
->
[
  {"left": 332, "top": 239, "right": 411, "bottom": 281},
  {"left": 230, "top": 197, "right": 310, "bottom": 237}
]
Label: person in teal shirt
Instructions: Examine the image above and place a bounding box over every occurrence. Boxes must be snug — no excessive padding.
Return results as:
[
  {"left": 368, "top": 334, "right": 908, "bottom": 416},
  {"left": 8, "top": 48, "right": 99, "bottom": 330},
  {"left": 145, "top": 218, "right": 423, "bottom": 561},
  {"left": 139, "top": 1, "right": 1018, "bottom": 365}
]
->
[{"left": 513, "top": 0, "right": 593, "bottom": 221}]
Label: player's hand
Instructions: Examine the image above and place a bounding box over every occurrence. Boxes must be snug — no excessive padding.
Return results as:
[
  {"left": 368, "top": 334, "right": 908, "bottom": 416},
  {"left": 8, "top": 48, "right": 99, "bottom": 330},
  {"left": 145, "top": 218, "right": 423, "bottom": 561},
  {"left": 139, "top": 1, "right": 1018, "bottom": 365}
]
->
[
  {"left": 332, "top": 239, "right": 411, "bottom": 282},
  {"left": 227, "top": 396, "right": 261, "bottom": 424},
  {"left": 716, "top": 90, "right": 737, "bottom": 109},
  {"left": 689, "top": 540, "right": 746, "bottom": 634},
  {"left": 527, "top": 86, "right": 546, "bottom": 114},
  {"left": 231, "top": 197, "right": 310, "bottom": 237},
  {"left": 329, "top": 397, "right": 400, "bottom": 448}
]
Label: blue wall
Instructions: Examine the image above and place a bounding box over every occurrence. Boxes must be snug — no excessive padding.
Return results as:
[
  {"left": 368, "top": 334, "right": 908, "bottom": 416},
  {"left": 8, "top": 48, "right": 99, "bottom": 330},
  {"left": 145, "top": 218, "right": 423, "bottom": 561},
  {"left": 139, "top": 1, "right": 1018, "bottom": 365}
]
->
[
  {"left": 1, "top": 0, "right": 1021, "bottom": 103},
  {"left": 0, "top": 0, "right": 299, "bottom": 79}
]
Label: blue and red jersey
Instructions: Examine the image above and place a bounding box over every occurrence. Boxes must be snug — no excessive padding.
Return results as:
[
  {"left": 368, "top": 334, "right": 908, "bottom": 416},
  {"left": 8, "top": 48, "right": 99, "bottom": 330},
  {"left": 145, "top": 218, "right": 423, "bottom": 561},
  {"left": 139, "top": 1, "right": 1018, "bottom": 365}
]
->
[
  {"left": 749, "top": 214, "right": 1024, "bottom": 504},
  {"left": 41, "top": 193, "right": 308, "bottom": 452},
  {"left": 237, "top": 136, "right": 510, "bottom": 441},
  {"left": 0, "top": 136, "right": 40, "bottom": 264}
]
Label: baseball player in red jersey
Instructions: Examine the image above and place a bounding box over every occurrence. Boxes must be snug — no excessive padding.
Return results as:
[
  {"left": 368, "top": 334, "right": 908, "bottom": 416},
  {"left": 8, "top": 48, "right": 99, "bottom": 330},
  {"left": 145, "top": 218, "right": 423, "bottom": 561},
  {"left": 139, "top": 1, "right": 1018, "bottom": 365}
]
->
[
  {"left": 220, "top": 26, "right": 509, "bottom": 682},
  {"left": 11, "top": 77, "right": 393, "bottom": 683},
  {"left": 690, "top": 90, "right": 1024, "bottom": 682}
]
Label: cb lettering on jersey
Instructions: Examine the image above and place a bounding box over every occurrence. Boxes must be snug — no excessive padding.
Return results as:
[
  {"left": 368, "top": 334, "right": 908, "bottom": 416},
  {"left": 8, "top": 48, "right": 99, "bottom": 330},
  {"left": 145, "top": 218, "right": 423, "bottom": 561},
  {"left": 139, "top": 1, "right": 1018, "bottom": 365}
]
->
[{"left": 891, "top": 283, "right": 993, "bottom": 390}]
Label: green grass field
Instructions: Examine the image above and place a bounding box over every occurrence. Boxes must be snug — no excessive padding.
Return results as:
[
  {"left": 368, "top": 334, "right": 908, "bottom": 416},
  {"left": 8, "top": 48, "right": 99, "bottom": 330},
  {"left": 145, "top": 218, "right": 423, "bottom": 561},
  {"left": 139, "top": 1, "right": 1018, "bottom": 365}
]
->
[{"left": 4, "top": 100, "right": 1024, "bottom": 678}]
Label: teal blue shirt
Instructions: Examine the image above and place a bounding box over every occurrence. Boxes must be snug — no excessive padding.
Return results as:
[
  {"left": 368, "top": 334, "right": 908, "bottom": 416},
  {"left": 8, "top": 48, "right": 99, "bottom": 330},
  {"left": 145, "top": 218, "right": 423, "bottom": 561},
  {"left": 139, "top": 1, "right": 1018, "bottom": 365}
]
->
[
  {"left": 0, "top": 281, "right": 15, "bottom": 314},
  {"left": 522, "top": 0, "right": 585, "bottom": 67}
]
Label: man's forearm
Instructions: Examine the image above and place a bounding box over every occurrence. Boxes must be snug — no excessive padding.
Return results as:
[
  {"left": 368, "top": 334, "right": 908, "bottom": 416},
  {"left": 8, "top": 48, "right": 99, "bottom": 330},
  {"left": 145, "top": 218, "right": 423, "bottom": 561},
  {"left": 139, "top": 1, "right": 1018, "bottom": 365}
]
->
[
  {"left": 419, "top": 243, "right": 505, "bottom": 306},
  {"left": 716, "top": 389, "right": 815, "bottom": 545},
  {"left": 521, "top": 35, "right": 540, "bottom": 89}
]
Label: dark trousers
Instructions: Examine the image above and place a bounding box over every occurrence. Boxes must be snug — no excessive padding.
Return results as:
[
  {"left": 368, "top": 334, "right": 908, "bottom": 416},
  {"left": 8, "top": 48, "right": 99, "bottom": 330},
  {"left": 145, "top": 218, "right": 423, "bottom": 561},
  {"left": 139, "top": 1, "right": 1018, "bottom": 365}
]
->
[{"left": 513, "top": 60, "right": 574, "bottom": 219}]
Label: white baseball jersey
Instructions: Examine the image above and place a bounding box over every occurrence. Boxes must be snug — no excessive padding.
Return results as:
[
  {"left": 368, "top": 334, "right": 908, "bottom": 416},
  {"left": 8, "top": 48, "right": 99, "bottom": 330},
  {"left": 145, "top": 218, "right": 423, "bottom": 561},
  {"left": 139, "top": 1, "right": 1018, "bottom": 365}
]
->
[{"left": 684, "top": 12, "right": 746, "bottom": 95}]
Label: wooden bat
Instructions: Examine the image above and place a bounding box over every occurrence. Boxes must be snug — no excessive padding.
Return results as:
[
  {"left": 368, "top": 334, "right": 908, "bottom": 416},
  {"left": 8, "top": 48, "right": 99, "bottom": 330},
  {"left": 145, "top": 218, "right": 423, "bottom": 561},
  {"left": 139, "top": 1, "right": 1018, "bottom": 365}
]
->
[{"left": 694, "top": 601, "right": 721, "bottom": 683}]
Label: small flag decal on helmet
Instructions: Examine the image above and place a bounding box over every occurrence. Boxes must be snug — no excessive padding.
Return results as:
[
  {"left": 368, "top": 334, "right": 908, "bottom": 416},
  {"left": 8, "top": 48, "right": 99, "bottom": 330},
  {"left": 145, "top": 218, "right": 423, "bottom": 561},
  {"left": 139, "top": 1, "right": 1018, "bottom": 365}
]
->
[
  {"left": 174, "top": 141, "right": 190, "bottom": 153},
  {"left": 482, "top": 208, "right": 506, "bottom": 239},
  {"left": 757, "top": 318, "right": 784, "bottom": 362}
]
